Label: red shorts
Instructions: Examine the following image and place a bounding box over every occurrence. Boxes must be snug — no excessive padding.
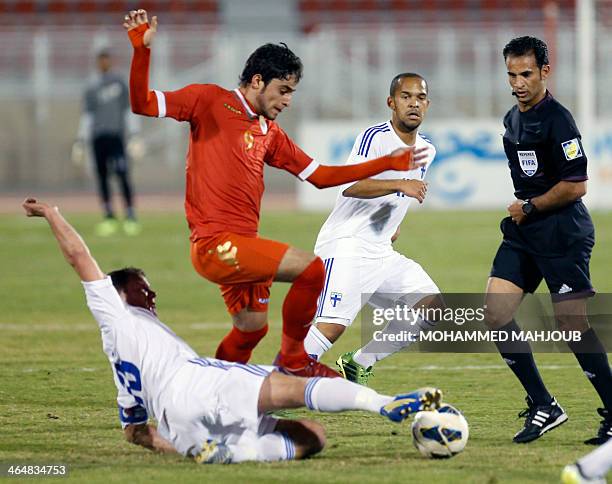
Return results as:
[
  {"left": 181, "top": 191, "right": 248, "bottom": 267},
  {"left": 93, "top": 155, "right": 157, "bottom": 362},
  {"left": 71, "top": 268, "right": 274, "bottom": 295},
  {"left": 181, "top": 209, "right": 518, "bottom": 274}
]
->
[{"left": 191, "top": 232, "right": 289, "bottom": 315}]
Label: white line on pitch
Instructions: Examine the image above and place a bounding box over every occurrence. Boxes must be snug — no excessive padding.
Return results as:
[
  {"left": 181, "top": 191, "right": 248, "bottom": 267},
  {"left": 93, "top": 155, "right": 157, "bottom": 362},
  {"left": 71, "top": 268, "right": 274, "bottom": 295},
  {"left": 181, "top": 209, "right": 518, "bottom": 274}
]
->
[
  {"left": 188, "top": 323, "right": 233, "bottom": 330},
  {"left": 0, "top": 322, "right": 231, "bottom": 331},
  {"left": 376, "top": 364, "right": 577, "bottom": 371},
  {"left": 15, "top": 363, "right": 579, "bottom": 374},
  {"left": 19, "top": 367, "right": 102, "bottom": 373}
]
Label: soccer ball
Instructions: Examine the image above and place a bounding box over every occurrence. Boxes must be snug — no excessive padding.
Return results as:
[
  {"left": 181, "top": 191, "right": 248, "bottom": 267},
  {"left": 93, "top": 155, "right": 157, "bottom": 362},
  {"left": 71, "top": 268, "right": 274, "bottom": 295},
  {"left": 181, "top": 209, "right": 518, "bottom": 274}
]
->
[{"left": 411, "top": 404, "right": 469, "bottom": 458}]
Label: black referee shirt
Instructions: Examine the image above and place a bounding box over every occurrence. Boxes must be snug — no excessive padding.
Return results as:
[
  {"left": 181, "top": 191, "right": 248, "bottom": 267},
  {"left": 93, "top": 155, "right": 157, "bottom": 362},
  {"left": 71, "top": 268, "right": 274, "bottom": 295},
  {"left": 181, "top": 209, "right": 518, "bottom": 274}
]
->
[
  {"left": 502, "top": 91, "right": 588, "bottom": 201},
  {"left": 500, "top": 92, "right": 593, "bottom": 256}
]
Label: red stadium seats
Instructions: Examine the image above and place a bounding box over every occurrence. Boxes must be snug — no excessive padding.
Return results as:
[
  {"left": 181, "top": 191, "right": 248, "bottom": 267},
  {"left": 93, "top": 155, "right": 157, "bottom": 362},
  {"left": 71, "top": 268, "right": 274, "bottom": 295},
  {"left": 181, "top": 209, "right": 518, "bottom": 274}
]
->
[
  {"left": 14, "top": 0, "right": 35, "bottom": 13},
  {"left": 0, "top": 0, "right": 219, "bottom": 25},
  {"left": 296, "top": 0, "right": 577, "bottom": 31},
  {"left": 108, "top": 1, "right": 129, "bottom": 13},
  {"left": 76, "top": 1, "right": 98, "bottom": 13},
  {"left": 0, "top": 0, "right": 576, "bottom": 27},
  {"left": 47, "top": 0, "right": 68, "bottom": 13}
]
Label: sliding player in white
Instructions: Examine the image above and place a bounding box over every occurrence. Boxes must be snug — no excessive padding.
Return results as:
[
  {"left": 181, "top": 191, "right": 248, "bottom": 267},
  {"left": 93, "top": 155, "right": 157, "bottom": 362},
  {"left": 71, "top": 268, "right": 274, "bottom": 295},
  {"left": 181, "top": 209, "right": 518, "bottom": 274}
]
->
[
  {"left": 22, "top": 197, "right": 443, "bottom": 464},
  {"left": 305, "top": 73, "right": 442, "bottom": 385}
]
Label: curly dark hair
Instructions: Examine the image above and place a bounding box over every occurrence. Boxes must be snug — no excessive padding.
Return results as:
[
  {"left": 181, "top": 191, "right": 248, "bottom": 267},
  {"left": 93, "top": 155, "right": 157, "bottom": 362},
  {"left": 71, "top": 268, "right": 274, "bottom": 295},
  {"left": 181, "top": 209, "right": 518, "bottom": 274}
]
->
[
  {"left": 109, "top": 267, "right": 146, "bottom": 293},
  {"left": 389, "top": 72, "right": 428, "bottom": 97},
  {"left": 239, "top": 43, "right": 303, "bottom": 87},
  {"left": 503, "top": 36, "right": 549, "bottom": 69}
]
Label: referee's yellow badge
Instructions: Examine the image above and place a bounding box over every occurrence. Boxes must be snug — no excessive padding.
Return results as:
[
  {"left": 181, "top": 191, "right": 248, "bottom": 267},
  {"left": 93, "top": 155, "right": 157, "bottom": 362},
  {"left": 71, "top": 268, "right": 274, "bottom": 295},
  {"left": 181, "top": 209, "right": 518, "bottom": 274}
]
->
[{"left": 561, "top": 138, "right": 583, "bottom": 160}]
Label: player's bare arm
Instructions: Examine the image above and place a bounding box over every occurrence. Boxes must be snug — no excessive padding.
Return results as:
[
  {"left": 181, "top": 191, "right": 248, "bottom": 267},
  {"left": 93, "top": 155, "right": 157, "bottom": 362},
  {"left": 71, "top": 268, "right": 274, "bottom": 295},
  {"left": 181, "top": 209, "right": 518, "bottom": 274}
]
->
[
  {"left": 124, "top": 423, "right": 177, "bottom": 454},
  {"left": 124, "top": 9, "right": 160, "bottom": 117},
  {"left": 22, "top": 198, "right": 105, "bottom": 282},
  {"left": 343, "top": 178, "right": 428, "bottom": 203},
  {"left": 508, "top": 181, "right": 587, "bottom": 224},
  {"left": 306, "top": 146, "right": 428, "bottom": 189}
]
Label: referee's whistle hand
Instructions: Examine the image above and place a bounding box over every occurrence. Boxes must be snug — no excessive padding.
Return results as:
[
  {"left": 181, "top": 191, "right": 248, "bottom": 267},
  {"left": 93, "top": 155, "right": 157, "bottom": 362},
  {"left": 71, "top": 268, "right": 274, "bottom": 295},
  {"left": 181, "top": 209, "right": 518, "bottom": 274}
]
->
[{"left": 507, "top": 199, "right": 526, "bottom": 224}]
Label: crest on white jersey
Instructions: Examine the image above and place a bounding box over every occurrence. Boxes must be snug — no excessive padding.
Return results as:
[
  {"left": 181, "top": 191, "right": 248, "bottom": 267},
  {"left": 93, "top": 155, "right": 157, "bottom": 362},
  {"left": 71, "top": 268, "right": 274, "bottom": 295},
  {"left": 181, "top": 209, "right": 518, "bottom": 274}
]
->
[{"left": 517, "top": 150, "right": 538, "bottom": 176}]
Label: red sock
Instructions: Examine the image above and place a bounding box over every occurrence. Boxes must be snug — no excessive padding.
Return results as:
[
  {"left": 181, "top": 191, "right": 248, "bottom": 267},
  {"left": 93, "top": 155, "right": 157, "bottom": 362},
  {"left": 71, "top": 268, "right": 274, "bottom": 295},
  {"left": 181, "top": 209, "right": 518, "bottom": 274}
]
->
[
  {"left": 215, "top": 325, "right": 268, "bottom": 363},
  {"left": 280, "top": 257, "right": 326, "bottom": 365}
]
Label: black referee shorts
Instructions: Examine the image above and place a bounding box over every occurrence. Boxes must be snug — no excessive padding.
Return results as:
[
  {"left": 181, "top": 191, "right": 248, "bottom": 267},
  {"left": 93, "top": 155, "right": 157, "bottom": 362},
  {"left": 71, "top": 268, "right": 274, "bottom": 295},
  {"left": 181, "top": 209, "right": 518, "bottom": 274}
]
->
[{"left": 490, "top": 211, "right": 595, "bottom": 301}]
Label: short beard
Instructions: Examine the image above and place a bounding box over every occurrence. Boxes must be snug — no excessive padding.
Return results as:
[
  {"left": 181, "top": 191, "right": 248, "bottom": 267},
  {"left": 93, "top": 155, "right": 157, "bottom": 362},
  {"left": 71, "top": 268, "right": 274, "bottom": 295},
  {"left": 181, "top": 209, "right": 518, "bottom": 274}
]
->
[
  {"left": 395, "top": 118, "right": 421, "bottom": 133},
  {"left": 255, "top": 88, "right": 277, "bottom": 120},
  {"left": 262, "top": 108, "right": 276, "bottom": 120}
]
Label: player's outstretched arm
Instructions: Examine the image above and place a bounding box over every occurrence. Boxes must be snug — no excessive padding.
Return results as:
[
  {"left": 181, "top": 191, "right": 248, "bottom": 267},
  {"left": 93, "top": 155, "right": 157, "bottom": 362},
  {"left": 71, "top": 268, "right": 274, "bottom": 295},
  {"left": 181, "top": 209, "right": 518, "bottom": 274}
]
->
[
  {"left": 123, "top": 9, "right": 159, "bottom": 116},
  {"left": 306, "top": 147, "right": 428, "bottom": 189},
  {"left": 22, "top": 198, "right": 105, "bottom": 282},
  {"left": 343, "top": 178, "right": 428, "bottom": 203},
  {"left": 124, "top": 423, "right": 177, "bottom": 453}
]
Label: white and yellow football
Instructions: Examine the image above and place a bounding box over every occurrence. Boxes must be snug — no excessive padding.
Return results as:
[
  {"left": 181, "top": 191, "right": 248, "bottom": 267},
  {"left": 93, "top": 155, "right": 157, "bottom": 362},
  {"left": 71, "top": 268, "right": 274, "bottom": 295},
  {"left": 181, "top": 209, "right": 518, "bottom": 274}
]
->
[{"left": 411, "top": 403, "right": 469, "bottom": 458}]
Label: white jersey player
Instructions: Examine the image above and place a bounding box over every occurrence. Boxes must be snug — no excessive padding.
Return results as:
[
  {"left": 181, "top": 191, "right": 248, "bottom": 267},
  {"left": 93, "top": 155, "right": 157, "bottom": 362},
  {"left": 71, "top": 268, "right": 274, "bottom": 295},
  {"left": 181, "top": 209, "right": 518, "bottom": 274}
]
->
[
  {"left": 22, "top": 197, "right": 444, "bottom": 464},
  {"left": 305, "top": 73, "right": 443, "bottom": 385}
]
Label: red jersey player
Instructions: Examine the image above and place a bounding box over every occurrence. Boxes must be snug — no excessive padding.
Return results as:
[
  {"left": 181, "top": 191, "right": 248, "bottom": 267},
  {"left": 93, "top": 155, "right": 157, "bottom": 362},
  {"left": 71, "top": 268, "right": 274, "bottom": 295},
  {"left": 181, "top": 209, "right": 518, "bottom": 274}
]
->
[{"left": 123, "top": 10, "right": 427, "bottom": 378}]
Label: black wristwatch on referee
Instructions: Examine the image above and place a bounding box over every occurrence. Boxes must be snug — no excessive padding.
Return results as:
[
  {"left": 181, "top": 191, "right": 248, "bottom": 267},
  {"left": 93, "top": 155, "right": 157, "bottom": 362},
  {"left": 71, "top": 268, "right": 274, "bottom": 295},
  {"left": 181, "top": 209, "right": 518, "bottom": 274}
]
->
[{"left": 521, "top": 199, "right": 537, "bottom": 217}]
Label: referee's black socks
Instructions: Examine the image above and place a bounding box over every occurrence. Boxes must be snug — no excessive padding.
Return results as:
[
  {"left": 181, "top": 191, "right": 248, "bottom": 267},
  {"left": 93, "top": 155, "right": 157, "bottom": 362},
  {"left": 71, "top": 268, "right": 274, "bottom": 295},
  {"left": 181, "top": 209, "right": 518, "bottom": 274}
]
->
[
  {"left": 568, "top": 328, "right": 612, "bottom": 411},
  {"left": 494, "top": 320, "right": 553, "bottom": 406}
]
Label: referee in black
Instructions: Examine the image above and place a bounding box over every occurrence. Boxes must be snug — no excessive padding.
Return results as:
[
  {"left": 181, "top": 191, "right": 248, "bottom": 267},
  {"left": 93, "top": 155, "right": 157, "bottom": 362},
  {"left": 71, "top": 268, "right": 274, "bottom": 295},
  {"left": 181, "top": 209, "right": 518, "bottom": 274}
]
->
[{"left": 484, "top": 36, "right": 612, "bottom": 444}]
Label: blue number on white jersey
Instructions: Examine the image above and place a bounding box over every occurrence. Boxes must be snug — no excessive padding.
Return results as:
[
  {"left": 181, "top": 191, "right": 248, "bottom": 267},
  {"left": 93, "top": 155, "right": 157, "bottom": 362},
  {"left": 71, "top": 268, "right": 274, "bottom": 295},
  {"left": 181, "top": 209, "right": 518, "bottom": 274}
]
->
[{"left": 114, "top": 360, "right": 144, "bottom": 405}]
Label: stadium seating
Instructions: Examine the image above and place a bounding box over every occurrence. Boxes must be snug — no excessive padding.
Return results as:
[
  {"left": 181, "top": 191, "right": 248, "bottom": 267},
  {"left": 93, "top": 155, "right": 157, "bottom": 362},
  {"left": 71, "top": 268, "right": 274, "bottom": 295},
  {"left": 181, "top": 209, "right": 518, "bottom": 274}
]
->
[
  {"left": 299, "top": 0, "right": 576, "bottom": 31},
  {"left": 0, "top": 0, "right": 219, "bottom": 25},
  {"left": 0, "top": 0, "right": 583, "bottom": 28}
]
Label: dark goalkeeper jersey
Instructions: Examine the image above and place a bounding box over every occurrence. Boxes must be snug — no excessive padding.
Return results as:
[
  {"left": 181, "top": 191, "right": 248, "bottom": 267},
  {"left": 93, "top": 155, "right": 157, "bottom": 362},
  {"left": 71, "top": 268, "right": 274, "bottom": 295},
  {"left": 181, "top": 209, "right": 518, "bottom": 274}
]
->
[
  {"left": 502, "top": 91, "right": 588, "bottom": 200},
  {"left": 83, "top": 72, "right": 130, "bottom": 139}
]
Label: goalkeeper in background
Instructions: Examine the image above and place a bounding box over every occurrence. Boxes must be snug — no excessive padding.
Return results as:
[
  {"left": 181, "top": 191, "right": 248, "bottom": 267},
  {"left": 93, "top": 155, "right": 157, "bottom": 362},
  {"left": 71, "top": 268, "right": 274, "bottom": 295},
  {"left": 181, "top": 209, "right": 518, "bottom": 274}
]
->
[{"left": 73, "top": 49, "right": 143, "bottom": 237}]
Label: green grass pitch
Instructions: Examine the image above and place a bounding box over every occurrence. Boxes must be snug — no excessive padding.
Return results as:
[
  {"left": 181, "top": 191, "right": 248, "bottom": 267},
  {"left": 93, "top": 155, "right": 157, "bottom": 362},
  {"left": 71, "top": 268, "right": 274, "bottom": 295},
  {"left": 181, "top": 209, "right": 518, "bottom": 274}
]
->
[{"left": 2, "top": 209, "right": 612, "bottom": 483}]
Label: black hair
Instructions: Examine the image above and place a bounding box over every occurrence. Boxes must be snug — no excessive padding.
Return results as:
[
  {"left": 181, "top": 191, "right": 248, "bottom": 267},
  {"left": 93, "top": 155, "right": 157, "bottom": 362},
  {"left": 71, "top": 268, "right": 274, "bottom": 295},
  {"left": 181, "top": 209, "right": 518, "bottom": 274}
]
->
[
  {"left": 97, "top": 49, "right": 111, "bottom": 59},
  {"left": 389, "top": 72, "right": 428, "bottom": 97},
  {"left": 503, "top": 36, "right": 549, "bottom": 69},
  {"left": 109, "top": 267, "right": 146, "bottom": 293},
  {"left": 239, "top": 43, "right": 303, "bottom": 87}
]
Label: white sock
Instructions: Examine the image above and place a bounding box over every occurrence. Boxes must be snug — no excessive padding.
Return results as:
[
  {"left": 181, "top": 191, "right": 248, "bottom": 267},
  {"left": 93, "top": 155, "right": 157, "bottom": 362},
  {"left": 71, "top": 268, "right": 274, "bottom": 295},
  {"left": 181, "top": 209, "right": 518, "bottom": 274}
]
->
[
  {"left": 577, "top": 437, "right": 612, "bottom": 479},
  {"left": 229, "top": 432, "right": 295, "bottom": 462},
  {"left": 354, "top": 317, "right": 436, "bottom": 368},
  {"left": 304, "top": 325, "right": 333, "bottom": 360},
  {"left": 304, "top": 377, "right": 392, "bottom": 413}
]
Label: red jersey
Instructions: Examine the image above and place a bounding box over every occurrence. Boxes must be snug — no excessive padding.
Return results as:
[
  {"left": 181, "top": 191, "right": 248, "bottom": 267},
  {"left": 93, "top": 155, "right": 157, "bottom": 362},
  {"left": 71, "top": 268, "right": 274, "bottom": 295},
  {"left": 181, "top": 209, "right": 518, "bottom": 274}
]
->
[{"left": 154, "top": 84, "right": 318, "bottom": 240}]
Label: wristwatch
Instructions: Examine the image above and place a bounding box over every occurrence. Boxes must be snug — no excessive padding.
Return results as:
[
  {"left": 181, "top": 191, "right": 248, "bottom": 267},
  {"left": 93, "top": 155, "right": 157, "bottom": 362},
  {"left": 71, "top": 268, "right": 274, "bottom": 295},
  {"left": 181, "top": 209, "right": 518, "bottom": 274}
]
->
[{"left": 521, "top": 199, "right": 537, "bottom": 217}]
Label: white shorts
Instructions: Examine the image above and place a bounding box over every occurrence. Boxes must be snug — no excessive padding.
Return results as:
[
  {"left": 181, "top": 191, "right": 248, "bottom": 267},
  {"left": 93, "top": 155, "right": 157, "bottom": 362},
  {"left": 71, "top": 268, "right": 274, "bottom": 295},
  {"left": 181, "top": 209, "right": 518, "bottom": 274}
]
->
[
  {"left": 159, "top": 358, "right": 277, "bottom": 457},
  {"left": 314, "top": 250, "right": 439, "bottom": 327}
]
